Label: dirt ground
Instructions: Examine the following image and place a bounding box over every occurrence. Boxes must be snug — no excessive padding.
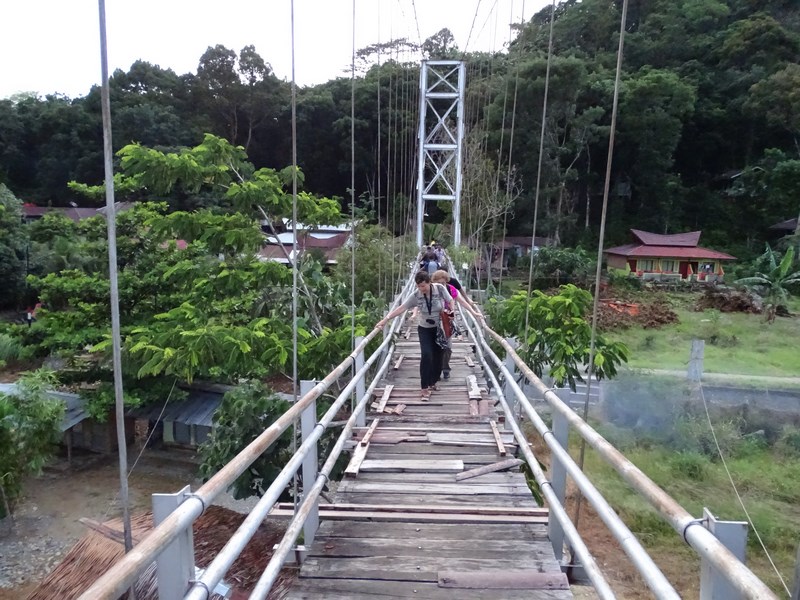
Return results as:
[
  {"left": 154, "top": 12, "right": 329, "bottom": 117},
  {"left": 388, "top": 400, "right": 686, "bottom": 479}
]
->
[{"left": 0, "top": 450, "right": 222, "bottom": 599}]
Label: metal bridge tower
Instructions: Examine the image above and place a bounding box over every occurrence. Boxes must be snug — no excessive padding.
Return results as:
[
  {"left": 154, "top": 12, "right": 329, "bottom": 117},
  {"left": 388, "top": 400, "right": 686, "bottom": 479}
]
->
[{"left": 416, "top": 60, "right": 466, "bottom": 247}]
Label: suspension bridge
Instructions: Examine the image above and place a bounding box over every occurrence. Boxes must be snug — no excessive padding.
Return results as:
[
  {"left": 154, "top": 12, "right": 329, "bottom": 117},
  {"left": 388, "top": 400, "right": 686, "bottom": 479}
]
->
[{"left": 66, "top": 0, "right": 792, "bottom": 597}]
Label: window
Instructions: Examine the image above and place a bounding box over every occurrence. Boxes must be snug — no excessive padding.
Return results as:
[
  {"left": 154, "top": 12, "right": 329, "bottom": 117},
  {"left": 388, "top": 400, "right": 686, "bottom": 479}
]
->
[
  {"left": 661, "top": 260, "right": 675, "bottom": 272},
  {"left": 638, "top": 259, "right": 655, "bottom": 271}
]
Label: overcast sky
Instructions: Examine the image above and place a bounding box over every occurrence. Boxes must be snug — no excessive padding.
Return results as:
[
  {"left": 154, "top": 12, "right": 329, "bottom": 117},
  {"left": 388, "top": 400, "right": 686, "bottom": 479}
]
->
[{"left": 0, "top": 0, "right": 547, "bottom": 100}]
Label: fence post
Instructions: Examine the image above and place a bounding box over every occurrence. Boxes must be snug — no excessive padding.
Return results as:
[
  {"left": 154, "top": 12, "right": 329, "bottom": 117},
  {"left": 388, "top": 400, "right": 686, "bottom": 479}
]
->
[
  {"left": 354, "top": 336, "right": 366, "bottom": 428},
  {"left": 300, "top": 380, "right": 318, "bottom": 554},
  {"left": 699, "top": 507, "right": 748, "bottom": 600},
  {"left": 503, "top": 337, "right": 518, "bottom": 431},
  {"left": 152, "top": 485, "right": 194, "bottom": 599},
  {"left": 688, "top": 339, "right": 705, "bottom": 382},
  {"left": 549, "top": 410, "right": 569, "bottom": 563}
]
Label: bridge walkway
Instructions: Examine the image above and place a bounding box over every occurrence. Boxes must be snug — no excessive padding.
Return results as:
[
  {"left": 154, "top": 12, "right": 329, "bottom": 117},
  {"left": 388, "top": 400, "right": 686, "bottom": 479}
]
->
[{"left": 284, "top": 324, "right": 572, "bottom": 599}]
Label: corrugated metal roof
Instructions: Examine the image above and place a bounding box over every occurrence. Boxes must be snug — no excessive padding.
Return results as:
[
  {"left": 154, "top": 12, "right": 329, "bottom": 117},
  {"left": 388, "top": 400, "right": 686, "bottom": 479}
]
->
[{"left": 0, "top": 384, "right": 88, "bottom": 432}]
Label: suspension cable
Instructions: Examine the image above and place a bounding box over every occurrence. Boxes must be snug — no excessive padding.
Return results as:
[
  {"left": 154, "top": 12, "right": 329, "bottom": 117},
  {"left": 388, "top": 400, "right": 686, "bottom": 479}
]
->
[
  {"left": 573, "top": 0, "right": 631, "bottom": 536},
  {"left": 523, "top": 0, "right": 555, "bottom": 335},
  {"left": 290, "top": 0, "right": 300, "bottom": 514}
]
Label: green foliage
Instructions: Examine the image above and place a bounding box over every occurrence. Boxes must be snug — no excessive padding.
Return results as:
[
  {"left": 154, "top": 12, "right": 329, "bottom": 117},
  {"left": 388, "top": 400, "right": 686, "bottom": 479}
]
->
[
  {"left": 81, "top": 383, "right": 145, "bottom": 422},
  {"left": 0, "top": 369, "right": 65, "bottom": 518},
  {"left": 526, "top": 246, "right": 596, "bottom": 290},
  {"left": 0, "top": 184, "right": 28, "bottom": 309},
  {"left": 736, "top": 244, "right": 800, "bottom": 322},
  {"left": 198, "top": 381, "right": 293, "bottom": 500},
  {"left": 486, "top": 284, "right": 629, "bottom": 390},
  {"left": 0, "top": 333, "right": 22, "bottom": 368}
]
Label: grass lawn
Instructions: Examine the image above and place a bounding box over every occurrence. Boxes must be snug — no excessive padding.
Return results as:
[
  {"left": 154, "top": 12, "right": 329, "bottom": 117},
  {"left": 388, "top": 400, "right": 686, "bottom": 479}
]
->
[
  {"left": 605, "top": 293, "right": 800, "bottom": 377},
  {"left": 578, "top": 440, "right": 800, "bottom": 596}
]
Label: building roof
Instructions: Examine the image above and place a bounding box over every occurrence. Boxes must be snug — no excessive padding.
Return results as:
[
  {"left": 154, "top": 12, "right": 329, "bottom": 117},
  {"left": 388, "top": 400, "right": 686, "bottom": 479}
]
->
[
  {"left": 21, "top": 202, "right": 133, "bottom": 223},
  {"left": 502, "top": 235, "right": 550, "bottom": 248},
  {"left": 26, "top": 506, "right": 295, "bottom": 600},
  {"left": 0, "top": 383, "right": 89, "bottom": 431},
  {"left": 605, "top": 243, "right": 735, "bottom": 260},
  {"left": 769, "top": 217, "right": 798, "bottom": 232},
  {"left": 630, "top": 229, "right": 701, "bottom": 247},
  {"left": 605, "top": 229, "right": 736, "bottom": 261}
]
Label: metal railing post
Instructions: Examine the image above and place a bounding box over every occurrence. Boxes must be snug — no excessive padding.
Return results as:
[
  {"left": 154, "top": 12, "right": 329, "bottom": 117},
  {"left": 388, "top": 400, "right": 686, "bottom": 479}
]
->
[
  {"left": 355, "top": 336, "right": 366, "bottom": 428},
  {"left": 700, "top": 508, "right": 748, "bottom": 600},
  {"left": 300, "top": 380, "right": 318, "bottom": 554},
  {"left": 152, "top": 485, "right": 194, "bottom": 600},
  {"left": 503, "top": 337, "right": 517, "bottom": 431},
  {"left": 549, "top": 410, "right": 569, "bottom": 562}
]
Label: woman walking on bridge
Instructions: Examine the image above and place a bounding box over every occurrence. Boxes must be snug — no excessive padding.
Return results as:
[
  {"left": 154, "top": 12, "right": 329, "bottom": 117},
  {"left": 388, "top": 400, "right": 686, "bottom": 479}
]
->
[{"left": 375, "top": 271, "right": 452, "bottom": 400}]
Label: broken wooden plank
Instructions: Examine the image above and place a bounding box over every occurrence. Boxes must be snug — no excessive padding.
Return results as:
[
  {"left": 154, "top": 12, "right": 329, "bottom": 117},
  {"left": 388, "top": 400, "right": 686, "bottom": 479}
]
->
[
  {"left": 468, "top": 400, "right": 479, "bottom": 416},
  {"left": 489, "top": 420, "right": 507, "bottom": 456},
  {"left": 466, "top": 375, "right": 482, "bottom": 399},
  {"left": 437, "top": 570, "right": 569, "bottom": 590},
  {"left": 456, "top": 458, "right": 524, "bottom": 482},
  {"left": 392, "top": 354, "right": 404, "bottom": 370},
  {"left": 478, "top": 400, "right": 489, "bottom": 416},
  {"left": 344, "top": 444, "right": 369, "bottom": 477},
  {"left": 393, "top": 403, "right": 406, "bottom": 415},
  {"left": 465, "top": 355, "right": 475, "bottom": 367},
  {"left": 376, "top": 385, "right": 394, "bottom": 413},
  {"left": 360, "top": 418, "right": 381, "bottom": 446}
]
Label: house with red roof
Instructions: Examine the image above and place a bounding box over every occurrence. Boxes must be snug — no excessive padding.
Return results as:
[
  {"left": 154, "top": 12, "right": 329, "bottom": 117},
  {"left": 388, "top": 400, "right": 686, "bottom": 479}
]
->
[{"left": 605, "top": 229, "right": 735, "bottom": 282}]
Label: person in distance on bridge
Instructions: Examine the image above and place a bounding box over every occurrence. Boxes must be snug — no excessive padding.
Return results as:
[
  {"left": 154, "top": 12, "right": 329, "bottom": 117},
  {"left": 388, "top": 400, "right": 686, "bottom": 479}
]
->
[
  {"left": 375, "top": 271, "right": 452, "bottom": 400},
  {"left": 431, "top": 269, "right": 484, "bottom": 380}
]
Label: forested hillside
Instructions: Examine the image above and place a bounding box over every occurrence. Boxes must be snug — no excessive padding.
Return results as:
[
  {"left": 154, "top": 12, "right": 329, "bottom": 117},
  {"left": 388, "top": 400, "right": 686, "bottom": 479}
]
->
[{"left": 0, "top": 0, "right": 798, "bottom": 257}]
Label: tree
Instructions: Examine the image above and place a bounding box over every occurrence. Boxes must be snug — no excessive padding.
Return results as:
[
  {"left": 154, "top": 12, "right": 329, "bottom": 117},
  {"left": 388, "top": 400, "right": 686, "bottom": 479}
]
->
[
  {"left": 486, "top": 284, "right": 629, "bottom": 390},
  {"left": 198, "top": 382, "right": 293, "bottom": 500},
  {"left": 0, "top": 184, "right": 28, "bottom": 309},
  {"left": 736, "top": 245, "right": 800, "bottom": 323},
  {"left": 0, "top": 370, "right": 64, "bottom": 520}
]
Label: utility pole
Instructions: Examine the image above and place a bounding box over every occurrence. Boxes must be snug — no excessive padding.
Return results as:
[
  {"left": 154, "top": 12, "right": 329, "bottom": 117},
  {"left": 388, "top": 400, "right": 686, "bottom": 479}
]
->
[{"left": 97, "top": 2, "right": 135, "bottom": 595}]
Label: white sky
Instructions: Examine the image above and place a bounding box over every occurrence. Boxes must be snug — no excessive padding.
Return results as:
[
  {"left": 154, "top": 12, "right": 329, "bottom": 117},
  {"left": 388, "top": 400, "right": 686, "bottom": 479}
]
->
[{"left": 0, "top": 0, "right": 547, "bottom": 100}]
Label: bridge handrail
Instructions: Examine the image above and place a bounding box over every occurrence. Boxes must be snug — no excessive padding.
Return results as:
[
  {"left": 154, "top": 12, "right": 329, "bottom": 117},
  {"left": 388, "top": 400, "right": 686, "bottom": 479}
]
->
[
  {"left": 79, "top": 272, "right": 418, "bottom": 600},
  {"left": 483, "top": 327, "right": 778, "bottom": 600},
  {"left": 248, "top": 319, "right": 401, "bottom": 597},
  {"left": 468, "top": 319, "right": 679, "bottom": 598}
]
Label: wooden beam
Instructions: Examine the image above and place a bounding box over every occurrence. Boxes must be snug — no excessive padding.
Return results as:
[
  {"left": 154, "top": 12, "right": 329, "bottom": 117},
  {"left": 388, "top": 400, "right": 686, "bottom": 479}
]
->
[
  {"left": 273, "top": 502, "right": 548, "bottom": 516},
  {"left": 376, "top": 385, "right": 394, "bottom": 413},
  {"left": 489, "top": 420, "right": 507, "bottom": 456},
  {"left": 360, "top": 418, "right": 381, "bottom": 446},
  {"left": 392, "top": 354, "right": 404, "bottom": 370},
  {"left": 455, "top": 458, "right": 523, "bottom": 482},
  {"left": 438, "top": 570, "right": 569, "bottom": 590},
  {"left": 344, "top": 444, "right": 369, "bottom": 477},
  {"left": 465, "top": 356, "right": 475, "bottom": 367},
  {"left": 393, "top": 403, "right": 407, "bottom": 415},
  {"left": 360, "top": 459, "right": 464, "bottom": 473},
  {"left": 468, "top": 400, "right": 479, "bottom": 416},
  {"left": 80, "top": 518, "right": 141, "bottom": 545}
]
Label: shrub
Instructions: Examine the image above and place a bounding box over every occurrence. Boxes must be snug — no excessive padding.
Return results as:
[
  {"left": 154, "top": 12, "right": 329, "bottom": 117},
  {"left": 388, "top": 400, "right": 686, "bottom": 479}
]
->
[
  {"left": 670, "top": 451, "right": 709, "bottom": 480},
  {"left": 776, "top": 425, "right": 800, "bottom": 457},
  {"left": 0, "top": 333, "right": 22, "bottom": 368}
]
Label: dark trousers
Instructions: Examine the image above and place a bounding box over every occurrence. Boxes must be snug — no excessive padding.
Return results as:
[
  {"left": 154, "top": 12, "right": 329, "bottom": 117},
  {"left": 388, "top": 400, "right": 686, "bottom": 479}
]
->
[
  {"left": 418, "top": 326, "right": 443, "bottom": 389},
  {"left": 442, "top": 347, "right": 452, "bottom": 373}
]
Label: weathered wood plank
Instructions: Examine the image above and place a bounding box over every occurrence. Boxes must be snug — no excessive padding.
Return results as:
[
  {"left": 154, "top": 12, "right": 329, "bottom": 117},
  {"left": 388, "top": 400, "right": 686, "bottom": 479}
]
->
[
  {"left": 309, "top": 536, "right": 554, "bottom": 559},
  {"left": 285, "top": 579, "right": 572, "bottom": 600},
  {"left": 315, "top": 520, "right": 548, "bottom": 541},
  {"left": 376, "top": 386, "right": 394, "bottom": 412},
  {"left": 490, "top": 419, "right": 507, "bottom": 456},
  {"left": 359, "top": 471, "right": 522, "bottom": 484},
  {"left": 467, "top": 374, "right": 482, "bottom": 399},
  {"left": 465, "top": 355, "right": 475, "bottom": 367},
  {"left": 438, "top": 570, "right": 570, "bottom": 590},
  {"left": 392, "top": 354, "right": 404, "bottom": 370},
  {"left": 359, "top": 459, "right": 464, "bottom": 473},
  {"left": 331, "top": 492, "right": 536, "bottom": 508},
  {"left": 456, "top": 458, "right": 524, "bottom": 482},
  {"left": 337, "top": 481, "right": 532, "bottom": 495},
  {"left": 343, "top": 443, "right": 369, "bottom": 478},
  {"left": 270, "top": 506, "right": 547, "bottom": 523}
]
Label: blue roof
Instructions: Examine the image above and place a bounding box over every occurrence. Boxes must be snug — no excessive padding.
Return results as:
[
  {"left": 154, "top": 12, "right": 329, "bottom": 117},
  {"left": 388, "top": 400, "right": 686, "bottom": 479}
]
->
[{"left": 0, "top": 383, "right": 88, "bottom": 432}]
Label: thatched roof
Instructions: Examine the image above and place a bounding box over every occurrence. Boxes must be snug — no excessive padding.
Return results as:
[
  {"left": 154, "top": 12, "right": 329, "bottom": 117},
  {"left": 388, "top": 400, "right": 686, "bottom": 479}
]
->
[{"left": 27, "top": 506, "right": 296, "bottom": 600}]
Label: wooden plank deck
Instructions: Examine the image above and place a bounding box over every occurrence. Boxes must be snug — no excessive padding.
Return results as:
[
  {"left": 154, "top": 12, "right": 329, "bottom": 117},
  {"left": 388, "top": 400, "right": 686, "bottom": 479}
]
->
[{"left": 283, "top": 325, "right": 572, "bottom": 599}]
